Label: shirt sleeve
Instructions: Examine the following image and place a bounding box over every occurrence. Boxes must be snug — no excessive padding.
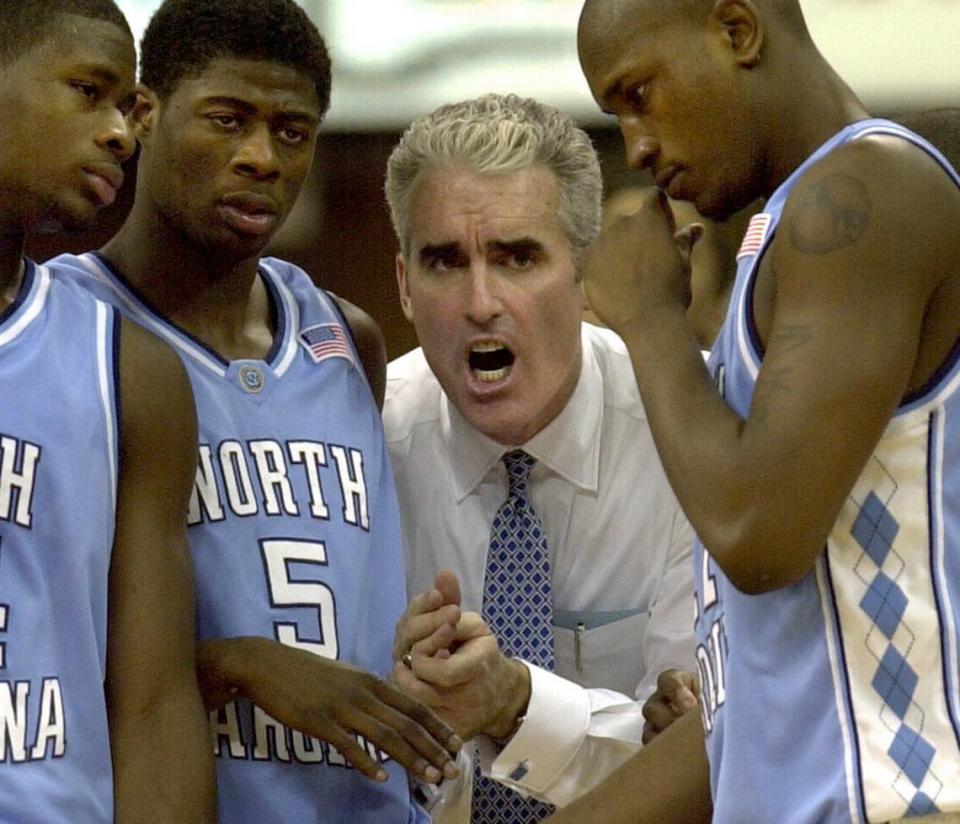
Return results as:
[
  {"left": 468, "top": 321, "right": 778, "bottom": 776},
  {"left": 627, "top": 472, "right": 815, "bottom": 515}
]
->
[
  {"left": 476, "top": 509, "right": 697, "bottom": 808},
  {"left": 471, "top": 664, "right": 642, "bottom": 807}
]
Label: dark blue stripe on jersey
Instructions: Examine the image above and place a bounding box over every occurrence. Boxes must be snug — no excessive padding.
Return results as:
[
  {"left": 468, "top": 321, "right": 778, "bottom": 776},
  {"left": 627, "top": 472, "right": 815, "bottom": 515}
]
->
[
  {"left": 91, "top": 252, "right": 290, "bottom": 371},
  {"left": 822, "top": 553, "right": 870, "bottom": 824},
  {"left": 901, "top": 329, "right": 960, "bottom": 409},
  {"left": 325, "top": 289, "right": 361, "bottom": 356},
  {"left": 90, "top": 251, "right": 228, "bottom": 367},
  {"left": 898, "top": 135, "right": 960, "bottom": 407},
  {"left": 0, "top": 258, "right": 37, "bottom": 329},
  {"left": 111, "top": 308, "right": 122, "bottom": 467},
  {"left": 928, "top": 410, "right": 960, "bottom": 751},
  {"left": 744, "top": 238, "right": 771, "bottom": 361},
  {"left": 259, "top": 267, "right": 287, "bottom": 365}
]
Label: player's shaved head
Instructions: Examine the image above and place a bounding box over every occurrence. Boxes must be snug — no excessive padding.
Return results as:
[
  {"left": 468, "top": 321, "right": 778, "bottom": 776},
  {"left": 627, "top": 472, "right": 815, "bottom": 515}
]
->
[
  {"left": 579, "top": 0, "right": 808, "bottom": 49},
  {"left": 579, "top": 0, "right": 694, "bottom": 43}
]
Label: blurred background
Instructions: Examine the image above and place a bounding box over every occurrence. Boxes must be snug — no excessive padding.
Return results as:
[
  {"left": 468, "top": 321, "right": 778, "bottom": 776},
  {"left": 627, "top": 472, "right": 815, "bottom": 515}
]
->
[{"left": 26, "top": 0, "right": 960, "bottom": 358}]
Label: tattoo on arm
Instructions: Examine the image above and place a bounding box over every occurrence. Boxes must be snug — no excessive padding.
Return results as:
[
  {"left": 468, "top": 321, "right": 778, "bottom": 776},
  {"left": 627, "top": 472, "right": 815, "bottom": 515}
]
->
[
  {"left": 750, "top": 324, "right": 813, "bottom": 426},
  {"left": 773, "top": 324, "right": 813, "bottom": 358},
  {"left": 788, "top": 174, "right": 872, "bottom": 255}
]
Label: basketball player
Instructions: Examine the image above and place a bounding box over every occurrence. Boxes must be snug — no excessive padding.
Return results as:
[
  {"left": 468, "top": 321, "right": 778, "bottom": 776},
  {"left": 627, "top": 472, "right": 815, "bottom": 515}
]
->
[
  {"left": 545, "top": 0, "right": 960, "bottom": 822},
  {"left": 52, "top": 1, "right": 459, "bottom": 821},
  {"left": 0, "top": 2, "right": 215, "bottom": 822}
]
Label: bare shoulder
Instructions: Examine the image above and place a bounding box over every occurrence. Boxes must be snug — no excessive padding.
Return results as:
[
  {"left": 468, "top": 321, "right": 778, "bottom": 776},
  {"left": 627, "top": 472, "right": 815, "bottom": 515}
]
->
[
  {"left": 780, "top": 134, "right": 960, "bottom": 268},
  {"left": 329, "top": 292, "right": 387, "bottom": 410},
  {"left": 116, "top": 317, "right": 196, "bottom": 459},
  {"left": 765, "top": 133, "right": 960, "bottom": 395},
  {"left": 330, "top": 293, "right": 387, "bottom": 355}
]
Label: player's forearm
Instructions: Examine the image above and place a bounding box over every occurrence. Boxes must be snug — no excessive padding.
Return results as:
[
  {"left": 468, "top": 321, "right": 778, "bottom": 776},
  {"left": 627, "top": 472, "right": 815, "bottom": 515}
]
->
[
  {"left": 543, "top": 709, "right": 711, "bottom": 824},
  {"left": 111, "top": 686, "right": 217, "bottom": 823},
  {"left": 616, "top": 308, "right": 763, "bottom": 568},
  {"left": 619, "top": 303, "right": 838, "bottom": 591},
  {"left": 197, "top": 636, "right": 266, "bottom": 710}
]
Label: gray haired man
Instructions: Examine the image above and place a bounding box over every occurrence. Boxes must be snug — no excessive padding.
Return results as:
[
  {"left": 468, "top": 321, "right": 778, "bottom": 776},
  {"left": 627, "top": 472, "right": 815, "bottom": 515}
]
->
[{"left": 384, "top": 93, "right": 697, "bottom": 822}]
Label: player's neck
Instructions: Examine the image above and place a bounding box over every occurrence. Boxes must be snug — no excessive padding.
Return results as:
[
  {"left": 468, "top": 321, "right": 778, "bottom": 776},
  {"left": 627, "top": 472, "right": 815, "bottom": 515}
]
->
[
  {"left": 103, "top": 214, "right": 276, "bottom": 361},
  {"left": 760, "top": 53, "right": 870, "bottom": 196}
]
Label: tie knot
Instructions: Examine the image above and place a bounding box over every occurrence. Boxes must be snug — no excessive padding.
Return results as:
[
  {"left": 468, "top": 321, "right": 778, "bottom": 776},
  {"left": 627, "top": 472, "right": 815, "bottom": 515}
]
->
[{"left": 502, "top": 449, "right": 535, "bottom": 498}]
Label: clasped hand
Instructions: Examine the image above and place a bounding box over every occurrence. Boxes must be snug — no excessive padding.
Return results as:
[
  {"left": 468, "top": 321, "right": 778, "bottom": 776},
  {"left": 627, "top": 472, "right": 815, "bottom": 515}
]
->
[{"left": 392, "top": 570, "right": 531, "bottom": 743}]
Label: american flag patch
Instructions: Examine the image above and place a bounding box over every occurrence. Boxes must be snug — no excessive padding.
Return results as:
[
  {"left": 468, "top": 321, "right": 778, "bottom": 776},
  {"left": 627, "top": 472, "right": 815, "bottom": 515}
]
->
[
  {"left": 736, "top": 213, "right": 772, "bottom": 261},
  {"left": 300, "top": 323, "right": 354, "bottom": 366}
]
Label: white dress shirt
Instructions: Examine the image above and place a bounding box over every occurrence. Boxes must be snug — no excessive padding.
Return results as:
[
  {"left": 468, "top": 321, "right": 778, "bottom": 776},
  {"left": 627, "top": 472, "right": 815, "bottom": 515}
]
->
[{"left": 384, "top": 323, "right": 696, "bottom": 818}]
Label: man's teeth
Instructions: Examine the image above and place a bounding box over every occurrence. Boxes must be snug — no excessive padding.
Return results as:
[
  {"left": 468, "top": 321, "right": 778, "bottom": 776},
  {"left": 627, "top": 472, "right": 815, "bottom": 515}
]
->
[
  {"left": 475, "top": 365, "right": 510, "bottom": 383},
  {"left": 469, "top": 341, "right": 514, "bottom": 381}
]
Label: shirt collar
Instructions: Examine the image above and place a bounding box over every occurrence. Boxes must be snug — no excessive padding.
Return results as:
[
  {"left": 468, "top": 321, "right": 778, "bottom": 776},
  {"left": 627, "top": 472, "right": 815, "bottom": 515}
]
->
[{"left": 441, "top": 325, "right": 604, "bottom": 502}]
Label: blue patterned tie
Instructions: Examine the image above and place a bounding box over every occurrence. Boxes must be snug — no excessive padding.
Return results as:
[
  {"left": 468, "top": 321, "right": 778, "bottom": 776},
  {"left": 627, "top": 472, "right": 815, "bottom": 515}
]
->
[{"left": 472, "top": 450, "right": 555, "bottom": 823}]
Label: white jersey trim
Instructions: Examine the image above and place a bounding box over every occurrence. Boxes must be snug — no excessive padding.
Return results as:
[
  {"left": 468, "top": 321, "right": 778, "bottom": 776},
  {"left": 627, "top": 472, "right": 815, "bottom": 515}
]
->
[
  {"left": 95, "top": 300, "right": 118, "bottom": 511},
  {"left": 259, "top": 260, "right": 300, "bottom": 379},
  {"left": 932, "top": 410, "right": 960, "bottom": 740},
  {"left": 73, "top": 252, "right": 229, "bottom": 378},
  {"left": 817, "top": 557, "right": 866, "bottom": 824},
  {"left": 0, "top": 263, "right": 51, "bottom": 348},
  {"left": 734, "top": 249, "right": 763, "bottom": 382}
]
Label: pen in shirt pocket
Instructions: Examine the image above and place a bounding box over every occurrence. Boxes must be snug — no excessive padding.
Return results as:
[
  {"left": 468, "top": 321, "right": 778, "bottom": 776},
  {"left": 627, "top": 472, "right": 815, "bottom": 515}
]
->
[{"left": 574, "top": 621, "right": 585, "bottom": 671}]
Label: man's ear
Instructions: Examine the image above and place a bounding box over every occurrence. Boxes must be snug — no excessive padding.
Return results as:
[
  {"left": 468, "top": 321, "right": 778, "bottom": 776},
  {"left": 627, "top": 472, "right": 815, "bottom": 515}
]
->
[
  {"left": 711, "top": 0, "right": 764, "bottom": 68},
  {"left": 396, "top": 253, "right": 415, "bottom": 322},
  {"left": 129, "top": 84, "right": 160, "bottom": 143}
]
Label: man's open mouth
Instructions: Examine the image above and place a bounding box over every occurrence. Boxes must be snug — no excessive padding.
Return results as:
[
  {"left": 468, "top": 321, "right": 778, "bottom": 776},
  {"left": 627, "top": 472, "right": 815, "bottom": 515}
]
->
[{"left": 468, "top": 341, "right": 515, "bottom": 383}]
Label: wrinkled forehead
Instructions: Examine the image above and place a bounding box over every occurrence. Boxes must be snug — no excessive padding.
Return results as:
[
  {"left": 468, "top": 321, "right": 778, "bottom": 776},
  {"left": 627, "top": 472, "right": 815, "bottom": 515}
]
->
[{"left": 407, "top": 165, "right": 568, "bottom": 246}]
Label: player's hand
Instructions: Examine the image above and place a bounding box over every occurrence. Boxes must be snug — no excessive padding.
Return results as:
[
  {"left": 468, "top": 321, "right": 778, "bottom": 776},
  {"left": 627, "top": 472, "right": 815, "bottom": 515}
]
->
[
  {"left": 205, "top": 637, "right": 462, "bottom": 784},
  {"left": 642, "top": 668, "right": 700, "bottom": 744},
  {"left": 581, "top": 187, "right": 702, "bottom": 335},
  {"left": 393, "top": 611, "right": 529, "bottom": 742}
]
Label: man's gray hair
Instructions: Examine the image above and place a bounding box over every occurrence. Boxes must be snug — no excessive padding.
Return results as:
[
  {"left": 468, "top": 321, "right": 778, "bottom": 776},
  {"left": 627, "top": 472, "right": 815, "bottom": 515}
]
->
[{"left": 385, "top": 93, "right": 602, "bottom": 259}]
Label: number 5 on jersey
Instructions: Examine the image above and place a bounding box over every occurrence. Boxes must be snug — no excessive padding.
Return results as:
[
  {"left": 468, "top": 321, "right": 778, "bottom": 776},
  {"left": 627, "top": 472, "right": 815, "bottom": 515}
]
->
[{"left": 260, "top": 539, "right": 338, "bottom": 659}]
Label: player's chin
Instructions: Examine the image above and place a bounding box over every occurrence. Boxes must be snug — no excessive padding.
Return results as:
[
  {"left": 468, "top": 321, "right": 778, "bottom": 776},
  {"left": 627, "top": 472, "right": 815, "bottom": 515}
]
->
[
  {"left": 209, "top": 219, "right": 280, "bottom": 257},
  {"left": 33, "top": 200, "right": 99, "bottom": 236},
  {"left": 690, "top": 189, "right": 729, "bottom": 223}
]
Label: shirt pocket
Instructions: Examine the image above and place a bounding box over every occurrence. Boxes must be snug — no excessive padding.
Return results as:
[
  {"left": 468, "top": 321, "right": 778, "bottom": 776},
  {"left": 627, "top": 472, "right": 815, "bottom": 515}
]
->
[{"left": 553, "top": 610, "right": 651, "bottom": 695}]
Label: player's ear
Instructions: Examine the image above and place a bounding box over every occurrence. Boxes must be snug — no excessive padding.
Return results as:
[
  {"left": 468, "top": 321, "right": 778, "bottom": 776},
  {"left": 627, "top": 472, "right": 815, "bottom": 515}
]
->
[
  {"left": 710, "top": 0, "right": 763, "bottom": 68},
  {"left": 396, "top": 253, "right": 415, "bottom": 322},
  {"left": 129, "top": 84, "right": 160, "bottom": 143}
]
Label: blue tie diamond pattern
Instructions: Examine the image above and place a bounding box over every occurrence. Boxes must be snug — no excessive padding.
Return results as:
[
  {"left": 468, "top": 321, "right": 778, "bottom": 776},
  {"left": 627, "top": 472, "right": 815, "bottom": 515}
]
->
[
  {"left": 851, "top": 489, "right": 942, "bottom": 815},
  {"left": 473, "top": 450, "right": 554, "bottom": 824},
  {"left": 482, "top": 451, "right": 554, "bottom": 669}
]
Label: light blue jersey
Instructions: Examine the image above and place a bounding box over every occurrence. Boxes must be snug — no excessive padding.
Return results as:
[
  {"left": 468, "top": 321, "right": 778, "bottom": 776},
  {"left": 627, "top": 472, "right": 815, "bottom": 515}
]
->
[
  {"left": 0, "top": 260, "right": 119, "bottom": 822},
  {"left": 695, "top": 120, "right": 960, "bottom": 823},
  {"left": 53, "top": 253, "right": 427, "bottom": 824}
]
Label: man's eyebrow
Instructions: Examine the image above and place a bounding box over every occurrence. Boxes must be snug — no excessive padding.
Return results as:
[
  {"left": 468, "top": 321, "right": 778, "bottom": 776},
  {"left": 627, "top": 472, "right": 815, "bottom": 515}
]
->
[
  {"left": 599, "top": 72, "right": 631, "bottom": 109},
  {"left": 75, "top": 64, "right": 124, "bottom": 86},
  {"left": 418, "top": 242, "right": 461, "bottom": 262},
  {"left": 202, "top": 96, "right": 257, "bottom": 114},
  {"left": 490, "top": 237, "right": 546, "bottom": 254},
  {"left": 200, "top": 96, "right": 319, "bottom": 124}
]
